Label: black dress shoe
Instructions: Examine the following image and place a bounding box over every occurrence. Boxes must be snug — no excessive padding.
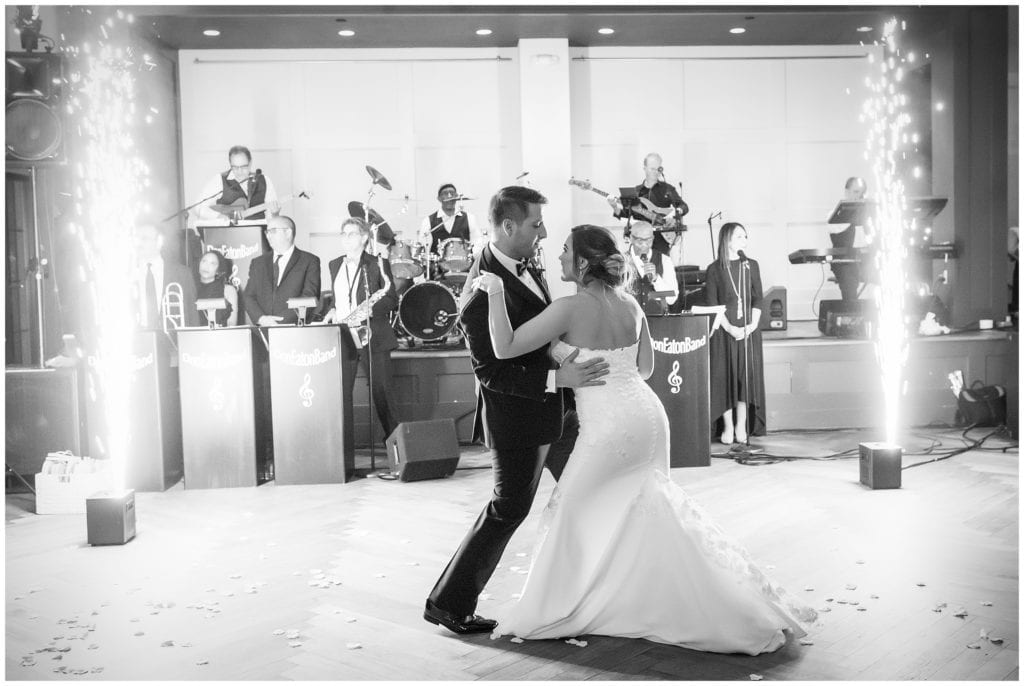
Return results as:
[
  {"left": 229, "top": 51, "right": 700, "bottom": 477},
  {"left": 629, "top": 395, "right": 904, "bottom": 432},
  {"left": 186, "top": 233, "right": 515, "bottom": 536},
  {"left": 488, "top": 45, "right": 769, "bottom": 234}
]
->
[{"left": 423, "top": 600, "right": 497, "bottom": 635}]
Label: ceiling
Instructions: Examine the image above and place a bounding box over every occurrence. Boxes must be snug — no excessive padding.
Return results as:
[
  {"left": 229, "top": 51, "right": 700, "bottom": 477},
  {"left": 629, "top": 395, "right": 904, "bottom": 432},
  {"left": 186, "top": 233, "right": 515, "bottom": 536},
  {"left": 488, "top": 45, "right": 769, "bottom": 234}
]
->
[{"left": 131, "top": 5, "right": 957, "bottom": 51}]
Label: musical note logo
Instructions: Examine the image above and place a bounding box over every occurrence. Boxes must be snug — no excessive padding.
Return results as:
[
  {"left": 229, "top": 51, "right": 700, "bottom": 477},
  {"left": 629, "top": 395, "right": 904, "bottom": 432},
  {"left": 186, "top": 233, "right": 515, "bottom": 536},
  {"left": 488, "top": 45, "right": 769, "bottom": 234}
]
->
[
  {"left": 668, "top": 360, "right": 682, "bottom": 394},
  {"left": 209, "top": 376, "right": 225, "bottom": 411},
  {"left": 299, "top": 373, "right": 315, "bottom": 408},
  {"left": 229, "top": 264, "right": 241, "bottom": 289}
]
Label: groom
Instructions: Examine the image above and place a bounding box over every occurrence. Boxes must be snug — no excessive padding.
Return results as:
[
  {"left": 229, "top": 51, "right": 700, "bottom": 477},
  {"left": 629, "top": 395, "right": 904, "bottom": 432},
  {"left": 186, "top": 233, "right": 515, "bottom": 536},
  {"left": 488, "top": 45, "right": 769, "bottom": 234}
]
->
[{"left": 424, "top": 186, "right": 609, "bottom": 634}]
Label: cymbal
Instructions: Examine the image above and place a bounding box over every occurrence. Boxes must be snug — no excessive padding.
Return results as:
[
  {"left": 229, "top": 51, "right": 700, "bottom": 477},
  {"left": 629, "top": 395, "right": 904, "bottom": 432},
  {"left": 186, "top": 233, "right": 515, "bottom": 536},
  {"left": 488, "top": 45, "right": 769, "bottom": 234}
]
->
[
  {"left": 366, "top": 165, "right": 392, "bottom": 191},
  {"left": 347, "top": 201, "right": 394, "bottom": 243}
]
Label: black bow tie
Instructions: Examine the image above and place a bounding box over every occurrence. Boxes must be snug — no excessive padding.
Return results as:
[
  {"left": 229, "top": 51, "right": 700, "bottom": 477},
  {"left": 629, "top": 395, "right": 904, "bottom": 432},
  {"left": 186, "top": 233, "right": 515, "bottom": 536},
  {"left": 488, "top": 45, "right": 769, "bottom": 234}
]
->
[{"left": 516, "top": 259, "right": 530, "bottom": 276}]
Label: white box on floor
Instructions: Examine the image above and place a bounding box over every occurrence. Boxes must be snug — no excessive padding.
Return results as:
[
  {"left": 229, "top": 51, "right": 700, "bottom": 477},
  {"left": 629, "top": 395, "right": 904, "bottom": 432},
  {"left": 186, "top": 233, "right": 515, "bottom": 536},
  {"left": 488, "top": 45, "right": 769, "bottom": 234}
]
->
[{"left": 35, "top": 453, "right": 113, "bottom": 515}]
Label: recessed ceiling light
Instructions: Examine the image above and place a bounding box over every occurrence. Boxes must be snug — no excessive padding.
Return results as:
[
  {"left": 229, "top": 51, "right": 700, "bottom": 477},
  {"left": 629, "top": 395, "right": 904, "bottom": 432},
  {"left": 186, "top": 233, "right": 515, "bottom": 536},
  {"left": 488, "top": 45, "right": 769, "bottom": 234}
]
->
[
  {"left": 729, "top": 27, "right": 746, "bottom": 34},
  {"left": 856, "top": 26, "right": 873, "bottom": 32},
  {"left": 598, "top": 27, "right": 615, "bottom": 35},
  {"left": 203, "top": 29, "right": 220, "bottom": 37},
  {"left": 338, "top": 29, "right": 355, "bottom": 37},
  {"left": 476, "top": 28, "right": 492, "bottom": 36}
]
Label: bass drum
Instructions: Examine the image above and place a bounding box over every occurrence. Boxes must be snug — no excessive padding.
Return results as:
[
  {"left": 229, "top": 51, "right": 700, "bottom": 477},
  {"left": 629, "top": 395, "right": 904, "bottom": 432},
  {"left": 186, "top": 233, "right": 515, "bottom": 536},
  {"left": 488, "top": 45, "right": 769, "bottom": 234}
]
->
[{"left": 398, "top": 281, "right": 459, "bottom": 341}]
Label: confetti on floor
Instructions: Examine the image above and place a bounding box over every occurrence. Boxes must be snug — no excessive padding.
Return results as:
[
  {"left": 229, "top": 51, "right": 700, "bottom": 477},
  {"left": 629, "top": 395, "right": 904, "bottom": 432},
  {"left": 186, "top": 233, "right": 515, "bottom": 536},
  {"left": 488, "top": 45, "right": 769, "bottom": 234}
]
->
[
  {"left": 749, "top": 674, "right": 764, "bottom": 680},
  {"left": 346, "top": 642, "right": 362, "bottom": 650}
]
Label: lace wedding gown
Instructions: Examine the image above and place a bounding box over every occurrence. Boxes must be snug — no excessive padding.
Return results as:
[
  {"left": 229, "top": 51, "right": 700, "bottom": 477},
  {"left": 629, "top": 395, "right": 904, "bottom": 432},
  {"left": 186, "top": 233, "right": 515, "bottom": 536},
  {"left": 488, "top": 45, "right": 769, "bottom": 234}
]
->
[{"left": 492, "top": 343, "right": 816, "bottom": 655}]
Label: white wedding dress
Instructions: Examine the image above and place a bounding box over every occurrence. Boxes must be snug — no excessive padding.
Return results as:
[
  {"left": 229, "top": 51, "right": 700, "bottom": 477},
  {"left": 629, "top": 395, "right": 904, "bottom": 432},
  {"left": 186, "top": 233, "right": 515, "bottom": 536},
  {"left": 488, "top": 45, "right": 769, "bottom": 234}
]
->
[{"left": 492, "top": 343, "right": 817, "bottom": 655}]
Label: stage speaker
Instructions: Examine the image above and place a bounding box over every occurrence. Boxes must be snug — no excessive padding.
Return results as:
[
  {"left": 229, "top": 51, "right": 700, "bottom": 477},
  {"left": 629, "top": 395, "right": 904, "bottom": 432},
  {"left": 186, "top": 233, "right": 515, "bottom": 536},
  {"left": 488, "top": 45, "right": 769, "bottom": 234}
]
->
[
  {"left": 6, "top": 51, "right": 64, "bottom": 163},
  {"left": 818, "top": 299, "right": 874, "bottom": 337},
  {"left": 385, "top": 419, "right": 459, "bottom": 482},
  {"left": 759, "top": 286, "right": 787, "bottom": 331},
  {"left": 5, "top": 368, "right": 85, "bottom": 478}
]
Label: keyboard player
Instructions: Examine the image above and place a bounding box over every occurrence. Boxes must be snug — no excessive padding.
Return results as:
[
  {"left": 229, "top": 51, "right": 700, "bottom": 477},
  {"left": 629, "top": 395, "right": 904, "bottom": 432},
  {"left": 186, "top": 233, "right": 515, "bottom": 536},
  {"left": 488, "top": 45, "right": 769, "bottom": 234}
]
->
[{"left": 829, "top": 177, "right": 867, "bottom": 301}]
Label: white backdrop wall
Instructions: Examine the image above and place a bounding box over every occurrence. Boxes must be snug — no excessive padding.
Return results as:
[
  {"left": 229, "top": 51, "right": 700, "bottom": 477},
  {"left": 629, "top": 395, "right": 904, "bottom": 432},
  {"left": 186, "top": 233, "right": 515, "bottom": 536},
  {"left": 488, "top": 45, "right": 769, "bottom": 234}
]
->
[
  {"left": 179, "top": 44, "right": 879, "bottom": 319},
  {"left": 569, "top": 45, "right": 879, "bottom": 319},
  {"left": 178, "top": 48, "right": 522, "bottom": 288}
]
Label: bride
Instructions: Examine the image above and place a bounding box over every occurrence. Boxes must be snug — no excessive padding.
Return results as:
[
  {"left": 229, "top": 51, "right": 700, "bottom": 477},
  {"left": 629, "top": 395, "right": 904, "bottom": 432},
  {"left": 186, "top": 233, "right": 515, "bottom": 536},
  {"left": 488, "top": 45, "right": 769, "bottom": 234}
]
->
[{"left": 473, "top": 225, "right": 816, "bottom": 655}]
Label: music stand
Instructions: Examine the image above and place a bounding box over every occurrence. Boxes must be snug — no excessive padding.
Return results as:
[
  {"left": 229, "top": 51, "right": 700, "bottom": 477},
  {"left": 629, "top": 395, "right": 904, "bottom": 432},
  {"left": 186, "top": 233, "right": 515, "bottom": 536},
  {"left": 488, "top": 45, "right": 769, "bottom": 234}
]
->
[
  {"left": 906, "top": 197, "right": 948, "bottom": 221},
  {"left": 827, "top": 200, "right": 875, "bottom": 225}
]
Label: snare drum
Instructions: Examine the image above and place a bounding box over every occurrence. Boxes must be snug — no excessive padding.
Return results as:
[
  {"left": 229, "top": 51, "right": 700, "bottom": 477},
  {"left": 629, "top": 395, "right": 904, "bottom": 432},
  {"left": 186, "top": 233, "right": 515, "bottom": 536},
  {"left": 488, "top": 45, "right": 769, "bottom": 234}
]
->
[
  {"left": 389, "top": 240, "right": 424, "bottom": 279},
  {"left": 398, "top": 281, "right": 459, "bottom": 341},
  {"left": 438, "top": 238, "right": 473, "bottom": 273}
]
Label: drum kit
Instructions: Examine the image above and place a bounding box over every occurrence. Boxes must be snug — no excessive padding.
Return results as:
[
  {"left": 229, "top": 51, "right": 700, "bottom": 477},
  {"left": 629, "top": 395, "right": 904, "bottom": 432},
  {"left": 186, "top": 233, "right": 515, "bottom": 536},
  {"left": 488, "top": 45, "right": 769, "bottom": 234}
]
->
[{"left": 349, "top": 165, "right": 472, "bottom": 346}]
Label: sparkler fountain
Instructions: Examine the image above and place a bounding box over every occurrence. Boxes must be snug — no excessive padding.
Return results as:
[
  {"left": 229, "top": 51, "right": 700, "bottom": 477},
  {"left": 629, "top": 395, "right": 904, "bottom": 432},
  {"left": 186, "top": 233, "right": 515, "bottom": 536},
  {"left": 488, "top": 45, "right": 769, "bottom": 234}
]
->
[
  {"left": 858, "top": 18, "right": 915, "bottom": 489},
  {"left": 64, "top": 9, "right": 156, "bottom": 537}
]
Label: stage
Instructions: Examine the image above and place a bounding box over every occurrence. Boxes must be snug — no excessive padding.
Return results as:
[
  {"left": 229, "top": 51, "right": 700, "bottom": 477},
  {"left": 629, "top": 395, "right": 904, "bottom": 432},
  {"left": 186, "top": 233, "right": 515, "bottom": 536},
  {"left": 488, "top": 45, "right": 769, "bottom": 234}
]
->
[
  {"left": 5, "top": 427, "right": 1017, "bottom": 680},
  {"left": 348, "top": 321, "right": 1017, "bottom": 446}
]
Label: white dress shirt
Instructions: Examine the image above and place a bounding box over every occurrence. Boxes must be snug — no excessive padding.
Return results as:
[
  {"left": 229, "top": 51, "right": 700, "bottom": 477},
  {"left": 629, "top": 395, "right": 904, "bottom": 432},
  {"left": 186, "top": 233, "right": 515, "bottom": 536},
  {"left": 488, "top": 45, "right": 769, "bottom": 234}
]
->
[
  {"left": 332, "top": 255, "right": 362, "bottom": 320},
  {"left": 418, "top": 208, "right": 485, "bottom": 254},
  {"left": 489, "top": 243, "right": 546, "bottom": 303}
]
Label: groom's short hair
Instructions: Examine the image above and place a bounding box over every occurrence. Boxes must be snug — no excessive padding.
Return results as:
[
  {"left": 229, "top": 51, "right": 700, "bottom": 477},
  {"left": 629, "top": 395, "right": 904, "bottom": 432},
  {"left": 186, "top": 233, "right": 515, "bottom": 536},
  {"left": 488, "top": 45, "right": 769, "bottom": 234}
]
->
[{"left": 489, "top": 186, "right": 547, "bottom": 228}]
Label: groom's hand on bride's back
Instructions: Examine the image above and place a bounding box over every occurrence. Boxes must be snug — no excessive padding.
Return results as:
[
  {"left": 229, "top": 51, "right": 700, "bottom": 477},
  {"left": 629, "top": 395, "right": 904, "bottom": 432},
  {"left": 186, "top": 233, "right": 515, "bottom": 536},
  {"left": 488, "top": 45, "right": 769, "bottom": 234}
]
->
[{"left": 555, "top": 349, "right": 609, "bottom": 388}]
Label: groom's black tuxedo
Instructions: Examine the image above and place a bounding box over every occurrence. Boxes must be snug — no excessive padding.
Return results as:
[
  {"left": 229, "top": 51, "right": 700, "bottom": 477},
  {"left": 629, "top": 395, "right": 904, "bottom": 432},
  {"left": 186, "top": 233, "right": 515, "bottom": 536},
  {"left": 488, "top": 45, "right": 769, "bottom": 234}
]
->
[
  {"left": 460, "top": 246, "right": 564, "bottom": 449},
  {"left": 427, "top": 245, "right": 578, "bottom": 619}
]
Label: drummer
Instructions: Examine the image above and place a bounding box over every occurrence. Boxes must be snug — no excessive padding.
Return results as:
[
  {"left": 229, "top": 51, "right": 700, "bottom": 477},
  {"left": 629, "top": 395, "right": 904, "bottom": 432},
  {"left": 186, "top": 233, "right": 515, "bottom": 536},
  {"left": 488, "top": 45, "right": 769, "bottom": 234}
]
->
[{"left": 417, "top": 183, "right": 484, "bottom": 279}]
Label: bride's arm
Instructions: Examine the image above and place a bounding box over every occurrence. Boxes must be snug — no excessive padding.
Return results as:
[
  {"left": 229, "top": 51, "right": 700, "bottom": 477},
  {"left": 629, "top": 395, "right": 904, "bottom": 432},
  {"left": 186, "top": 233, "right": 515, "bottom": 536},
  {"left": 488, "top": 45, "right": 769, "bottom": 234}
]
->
[
  {"left": 637, "top": 311, "right": 655, "bottom": 380},
  {"left": 485, "top": 289, "right": 573, "bottom": 359}
]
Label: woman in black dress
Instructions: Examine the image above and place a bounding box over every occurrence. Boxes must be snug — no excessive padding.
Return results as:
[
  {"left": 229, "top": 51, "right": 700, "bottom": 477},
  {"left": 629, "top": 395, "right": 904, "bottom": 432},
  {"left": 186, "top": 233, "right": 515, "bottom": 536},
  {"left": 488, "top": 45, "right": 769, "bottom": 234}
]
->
[
  {"left": 196, "top": 249, "right": 238, "bottom": 327},
  {"left": 704, "top": 222, "right": 766, "bottom": 445}
]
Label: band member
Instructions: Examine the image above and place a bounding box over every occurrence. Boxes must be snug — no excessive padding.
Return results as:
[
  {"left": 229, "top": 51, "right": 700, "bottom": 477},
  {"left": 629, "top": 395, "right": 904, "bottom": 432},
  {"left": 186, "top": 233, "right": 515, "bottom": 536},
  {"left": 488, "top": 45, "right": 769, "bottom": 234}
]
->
[
  {"left": 194, "top": 145, "right": 280, "bottom": 223},
  {"left": 418, "top": 183, "right": 484, "bottom": 278},
  {"left": 323, "top": 217, "right": 400, "bottom": 461},
  {"left": 625, "top": 222, "right": 679, "bottom": 315},
  {"left": 132, "top": 223, "right": 197, "bottom": 329},
  {"left": 607, "top": 152, "right": 689, "bottom": 256},
  {"left": 829, "top": 176, "right": 867, "bottom": 302},
  {"left": 243, "top": 215, "right": 321, "bottom": 326},
  {"left": 705, "top": 222, "right": 766, "bottom": 445}
]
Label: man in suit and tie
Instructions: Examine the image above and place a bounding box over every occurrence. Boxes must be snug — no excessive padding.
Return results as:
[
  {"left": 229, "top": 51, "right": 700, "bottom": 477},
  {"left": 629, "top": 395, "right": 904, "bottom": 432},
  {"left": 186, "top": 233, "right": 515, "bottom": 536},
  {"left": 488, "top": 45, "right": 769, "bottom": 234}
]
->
[
  {"left": 243, "top": 215, "right": 321, "bottom": 326},
  {"left": 132, "top": 222, "right": 198, "bottom": 329},
  {"left": 323, "top": 217, "right": 400, "bottom": 466},
  {"left": 424, "top": 185, "right": 609, "bottom": 635}
]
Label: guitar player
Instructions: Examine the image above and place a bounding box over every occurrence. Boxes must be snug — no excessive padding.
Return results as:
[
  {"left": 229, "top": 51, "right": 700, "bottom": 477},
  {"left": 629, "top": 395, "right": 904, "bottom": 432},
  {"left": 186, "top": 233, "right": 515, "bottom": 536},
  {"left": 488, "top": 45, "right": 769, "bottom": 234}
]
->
[
  {"left": 607, "top": 152, "right": 689, "bottom": 257},
  {"left": 194, "top": 145, "right": 281, "bottom": 224}
]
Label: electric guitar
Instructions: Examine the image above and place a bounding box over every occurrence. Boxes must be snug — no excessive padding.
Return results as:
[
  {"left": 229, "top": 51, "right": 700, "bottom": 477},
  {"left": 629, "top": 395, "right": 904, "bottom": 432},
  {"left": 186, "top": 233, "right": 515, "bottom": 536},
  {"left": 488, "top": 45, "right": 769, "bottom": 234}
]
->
[
  {"left": 211, "top": 191, "right": 310, "bottom": 223},
  {"left": 568, "top": 178, "right": 678, "bottom": 228}
]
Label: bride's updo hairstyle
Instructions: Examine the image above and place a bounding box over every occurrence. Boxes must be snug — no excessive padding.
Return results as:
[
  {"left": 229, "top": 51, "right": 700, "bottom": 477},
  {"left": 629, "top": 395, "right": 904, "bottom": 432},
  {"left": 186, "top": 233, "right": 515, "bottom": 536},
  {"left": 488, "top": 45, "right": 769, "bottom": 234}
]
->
[{"left": 570, "top": 224, "right": 633, "bottom": 291}]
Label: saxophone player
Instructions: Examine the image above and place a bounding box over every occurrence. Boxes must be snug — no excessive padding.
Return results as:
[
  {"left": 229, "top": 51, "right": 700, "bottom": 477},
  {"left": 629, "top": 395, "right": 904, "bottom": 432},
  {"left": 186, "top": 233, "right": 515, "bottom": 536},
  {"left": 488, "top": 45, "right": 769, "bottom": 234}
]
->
[{"left": 323, "top": 217, "right": 401, "bottom": 448}]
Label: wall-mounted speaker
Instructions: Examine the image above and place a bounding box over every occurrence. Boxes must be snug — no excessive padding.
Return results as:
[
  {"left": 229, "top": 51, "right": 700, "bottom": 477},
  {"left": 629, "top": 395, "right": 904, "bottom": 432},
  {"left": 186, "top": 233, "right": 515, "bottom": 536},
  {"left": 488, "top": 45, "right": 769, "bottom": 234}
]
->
[
  {"left": 6, "top": 52, "right": 64, "bottom": 163},
  {"left": 385, "top": 419, "right": 459, "bottom": 482}
]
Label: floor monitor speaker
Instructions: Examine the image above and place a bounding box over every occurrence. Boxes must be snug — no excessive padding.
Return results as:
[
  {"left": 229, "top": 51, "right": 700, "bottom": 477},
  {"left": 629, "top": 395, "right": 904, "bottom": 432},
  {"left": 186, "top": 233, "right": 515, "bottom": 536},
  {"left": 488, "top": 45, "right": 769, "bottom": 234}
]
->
[{"left": 385, "top": 418, "right": 459, "bottom": 482}]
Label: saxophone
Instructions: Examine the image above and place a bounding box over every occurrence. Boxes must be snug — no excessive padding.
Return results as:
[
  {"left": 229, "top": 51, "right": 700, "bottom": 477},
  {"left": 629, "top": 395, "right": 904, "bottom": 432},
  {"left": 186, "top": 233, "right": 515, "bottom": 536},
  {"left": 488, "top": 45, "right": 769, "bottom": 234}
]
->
[{"left": 341, "top": 256, "right": 392, "bottom": 328}]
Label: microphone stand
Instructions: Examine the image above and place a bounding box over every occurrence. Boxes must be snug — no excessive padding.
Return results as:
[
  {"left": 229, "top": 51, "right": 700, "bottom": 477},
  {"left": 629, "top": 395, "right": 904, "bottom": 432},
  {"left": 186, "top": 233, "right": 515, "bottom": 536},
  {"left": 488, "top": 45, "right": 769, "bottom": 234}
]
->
[
  {"left": 740, "top": 257, "right": 753, "bottom": 449},
  {"left": 362, "top": 257, "right": 377, "bottom": 473}
]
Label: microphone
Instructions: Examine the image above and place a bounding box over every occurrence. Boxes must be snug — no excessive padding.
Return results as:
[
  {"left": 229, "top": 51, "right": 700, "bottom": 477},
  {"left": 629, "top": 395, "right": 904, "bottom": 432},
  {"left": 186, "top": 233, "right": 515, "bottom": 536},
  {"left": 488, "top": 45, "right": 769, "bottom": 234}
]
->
[
  {"left": 516, "top": 171, "right": 529, "bottom": 180},
  {"left": 657, "top": 166, "right": 663, "bottom": 173},
  {"left": 640, "top": 252, "right": 651, "bottom": 282},
  {"left": 738, "top": 250, "right": 750, "bottom": 262},
  {"left": 708, "top": 211, "right": 722, "bottom": 221}
]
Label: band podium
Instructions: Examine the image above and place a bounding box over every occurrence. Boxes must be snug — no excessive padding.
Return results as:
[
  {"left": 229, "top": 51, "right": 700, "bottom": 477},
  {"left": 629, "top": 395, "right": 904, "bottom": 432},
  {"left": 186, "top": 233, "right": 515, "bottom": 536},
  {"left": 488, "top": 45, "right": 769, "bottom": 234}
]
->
[
  {"left": 266, "top": 324, "right": 356, "bottom": 484},
  {"left": 84, "top": 330, "right": 184, "bottom": 491},
  {"left": 645, "top": 314, "right": 711, "bottom": 468},
  {"left": 178, "top": 327, "right": 271, "bottom": 489}
]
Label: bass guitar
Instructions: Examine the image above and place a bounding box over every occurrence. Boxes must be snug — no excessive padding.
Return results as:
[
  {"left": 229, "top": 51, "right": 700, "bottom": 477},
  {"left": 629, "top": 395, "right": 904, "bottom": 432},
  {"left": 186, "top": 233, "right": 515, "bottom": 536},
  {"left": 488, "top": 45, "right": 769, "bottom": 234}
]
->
[{"left": 568, "top": 178, "right": 679, "bottom": 228}]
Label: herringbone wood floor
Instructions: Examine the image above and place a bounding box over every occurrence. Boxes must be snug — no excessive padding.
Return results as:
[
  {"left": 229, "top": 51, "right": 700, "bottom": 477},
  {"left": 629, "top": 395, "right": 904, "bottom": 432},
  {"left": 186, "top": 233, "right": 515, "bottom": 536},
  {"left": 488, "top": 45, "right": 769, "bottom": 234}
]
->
[{"left": 5, "top": 427, "right": 1018, "bottom": 681}]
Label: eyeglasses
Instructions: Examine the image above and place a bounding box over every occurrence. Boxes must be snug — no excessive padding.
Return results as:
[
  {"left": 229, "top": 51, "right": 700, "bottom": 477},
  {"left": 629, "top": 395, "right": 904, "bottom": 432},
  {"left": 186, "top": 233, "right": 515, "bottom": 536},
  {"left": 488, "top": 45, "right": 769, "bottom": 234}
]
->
[
  {"left": 265, "top": 227, "right": 288, "bottom": 234},
  {"left": 230, "top": 164, "right": 251, "bottom": 171},
  {"left": 631, "top": 237, "right": 654, "bottom": 243}
]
